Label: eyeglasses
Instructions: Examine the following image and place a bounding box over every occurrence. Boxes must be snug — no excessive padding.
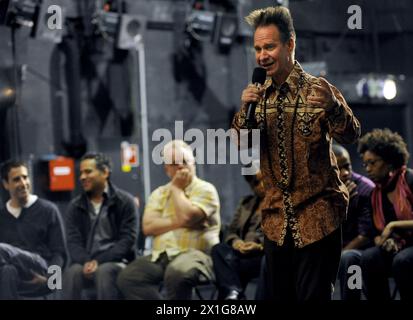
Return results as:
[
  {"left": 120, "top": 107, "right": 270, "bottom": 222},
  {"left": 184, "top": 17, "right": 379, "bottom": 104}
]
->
[
  {"left": 164, "top": 158, "right": 190, "bottom": 166},
  {"left": 362, "top": 159, "right": 383, "bottom": 168}
]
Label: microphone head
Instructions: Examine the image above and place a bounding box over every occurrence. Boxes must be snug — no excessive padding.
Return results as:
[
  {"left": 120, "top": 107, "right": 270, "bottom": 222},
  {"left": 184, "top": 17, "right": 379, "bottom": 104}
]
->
[{"left": 252, "top": 67, "right": 267, "bottom": 85}]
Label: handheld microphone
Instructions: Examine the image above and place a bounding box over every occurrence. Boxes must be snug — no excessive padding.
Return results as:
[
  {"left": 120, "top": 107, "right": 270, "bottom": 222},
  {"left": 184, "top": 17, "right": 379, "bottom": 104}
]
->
[{"left": 245, "top": 67, "right": 267, "bottom": 129}]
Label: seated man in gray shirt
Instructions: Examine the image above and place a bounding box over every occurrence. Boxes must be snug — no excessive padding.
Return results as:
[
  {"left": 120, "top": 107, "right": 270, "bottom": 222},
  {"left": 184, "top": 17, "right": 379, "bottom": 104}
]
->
[{"left": 63, "top": 153, "right": 139, "bottom": 300}]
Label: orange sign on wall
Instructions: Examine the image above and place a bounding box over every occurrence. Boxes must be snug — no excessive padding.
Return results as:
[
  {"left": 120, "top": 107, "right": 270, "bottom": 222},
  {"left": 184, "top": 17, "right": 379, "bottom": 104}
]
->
[{"left": 48, "top": 157, "right": 75, "bottom": 191}]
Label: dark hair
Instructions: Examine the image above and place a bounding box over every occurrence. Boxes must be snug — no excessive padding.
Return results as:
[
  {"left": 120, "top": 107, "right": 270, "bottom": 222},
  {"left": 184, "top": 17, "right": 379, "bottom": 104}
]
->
[
  {"left": 1, "top": 160, "right": 28, "bottom": 182},
  {"left": 81, "top": 153, "right": 112, "bottom": 175},
  {"left": 245, "top": 6, "right": 295, "bottom": 43},
  {"left": 358, "top": 128, "right": 410, "bottom": 169}
]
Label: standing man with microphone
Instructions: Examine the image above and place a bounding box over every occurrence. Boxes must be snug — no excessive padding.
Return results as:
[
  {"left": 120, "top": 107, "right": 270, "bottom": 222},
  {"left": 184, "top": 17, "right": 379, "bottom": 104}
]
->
[{"left": 232, "top": 6, "right": 361, "bottom": 301}]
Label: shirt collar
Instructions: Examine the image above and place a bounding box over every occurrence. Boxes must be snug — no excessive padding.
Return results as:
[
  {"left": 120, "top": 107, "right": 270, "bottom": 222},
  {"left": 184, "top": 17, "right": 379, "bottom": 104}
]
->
[
  {"left": 25, "top": 194, "right": 38, "bottom": 208},
  {"left": 263, "top": 61, "right": 305, "bottom": 94},
  {"left": 88, "top": 184, "right": 110, "bottom": 204},
  {"left": 103, "top": 184, "right": 110, "bottom": 198},
  {"left": 6, "top": 194, "right": 38, "bottom": 210}
]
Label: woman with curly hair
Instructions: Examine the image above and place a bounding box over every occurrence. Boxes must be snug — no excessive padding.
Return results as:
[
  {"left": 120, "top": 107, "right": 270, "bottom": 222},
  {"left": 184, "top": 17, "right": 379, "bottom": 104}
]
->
[{"left": 358, "top": 128, "right": 413, "bottom": 300}]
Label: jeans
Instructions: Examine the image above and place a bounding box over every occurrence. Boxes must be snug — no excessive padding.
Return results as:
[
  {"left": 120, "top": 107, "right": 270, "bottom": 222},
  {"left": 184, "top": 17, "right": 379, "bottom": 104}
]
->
[
  {"left": 338, "top": 249, "right": 362, "bottom": 300},
  {"left": 0, "top": 243, "right": 48, "bottom": 299}
]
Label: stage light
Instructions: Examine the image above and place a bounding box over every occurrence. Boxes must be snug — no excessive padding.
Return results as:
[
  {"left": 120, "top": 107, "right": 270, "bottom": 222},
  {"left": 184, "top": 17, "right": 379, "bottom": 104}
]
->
[
  {"left": 186, "top": 9, "right": 215, "bottom": 41},
  {"left": 1, "top": 0, "right": 65, "bottom": 42},
  {"left": 0, "top": 67, "right": 16, "bottom": 110},
  {"left": 356, "top": 75, "right": 398, "bottom": 101},
  {"left": 94, "top": 10, "right": 146, "bottom": 50},
  {"left": 117, "top": 14, "right": 146, "bottom": 50},
  {"left": 213, "top": 12, "right": 238, "bottom": 54},
  {"left": 33, "top": 0, "right": 65, "bottom": 43},
  {"left": 275, "top": 0, "right": 289, "bottom": 6},
  {"left": 383, "top": 78, "right": 397, "bottom": 100},
  {"left": 1, "top": 0, "right": 37, "bottom": 29},
  {"left": 2, "top": 88, "right": 14, "bottom": 97}
]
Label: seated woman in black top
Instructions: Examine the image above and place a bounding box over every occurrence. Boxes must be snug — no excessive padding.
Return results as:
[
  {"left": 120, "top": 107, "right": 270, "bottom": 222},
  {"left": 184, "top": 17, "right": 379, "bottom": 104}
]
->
[{"left": 358, "top": 128, "right": 413, "bottom": 300}]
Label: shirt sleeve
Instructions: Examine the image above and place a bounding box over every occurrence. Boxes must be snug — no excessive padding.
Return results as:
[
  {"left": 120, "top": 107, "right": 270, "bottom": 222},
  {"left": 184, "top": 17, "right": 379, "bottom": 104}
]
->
[
  {"left": 326, "top": 84, "right": 361, "bottom": 145},
  {"left": 189, "top": 182, "right": 220, "bottom": 218},
  {"left": 144, "top": 187, "right": 165, "bottom": 215}
]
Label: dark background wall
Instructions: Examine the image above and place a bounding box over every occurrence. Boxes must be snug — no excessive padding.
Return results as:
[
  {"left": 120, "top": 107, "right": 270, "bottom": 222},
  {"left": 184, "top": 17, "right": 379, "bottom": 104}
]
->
[{"left": 1, "top": 0, "right": 413, "bottom": 232}]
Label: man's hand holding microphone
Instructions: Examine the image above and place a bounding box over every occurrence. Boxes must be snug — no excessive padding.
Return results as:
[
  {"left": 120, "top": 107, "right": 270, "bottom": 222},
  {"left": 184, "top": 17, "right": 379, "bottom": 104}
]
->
[{"left": 241, "top": 67, "right": 267, "bottom": 129}]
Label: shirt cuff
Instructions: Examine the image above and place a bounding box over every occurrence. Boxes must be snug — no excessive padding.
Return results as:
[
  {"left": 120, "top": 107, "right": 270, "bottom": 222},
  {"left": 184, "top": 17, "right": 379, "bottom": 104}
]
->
[{"left": 326, "top": 101, "right": 343, "bottom": 120}]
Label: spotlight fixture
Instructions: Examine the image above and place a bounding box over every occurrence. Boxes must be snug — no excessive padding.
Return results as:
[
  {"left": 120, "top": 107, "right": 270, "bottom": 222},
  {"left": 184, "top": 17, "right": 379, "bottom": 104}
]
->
[
  {"left": 186, "top": 9, "right": 216, "bottom": 41},
  {"left": 95, "top": 10, "right": 146, "bottom": 50},
  {"left": 213, "top": 12, "right": 238, "bottom": 54},
  {"left": 356, "top": 75, "right": 398, "bottom": 101},
  {"left": 117, "top": 13, "right": 146, "bottom": 50},
  {"left": 95, "top": 10, "right": 119, "bottom": 36},
  {"left": 0, "top": 0, "right": 38, "bottom": 30},
  {"left": 0, "top": 0, "right": 65, "bottom": 42},
  {"left": 33, "top": 0, "right": 65, "bottom": 43},
  {"left": 0, "top": 67, "right": 16, "bottom": 110},
  {"left": 383, "top": 78, "right": 397, "bottom": 100}
]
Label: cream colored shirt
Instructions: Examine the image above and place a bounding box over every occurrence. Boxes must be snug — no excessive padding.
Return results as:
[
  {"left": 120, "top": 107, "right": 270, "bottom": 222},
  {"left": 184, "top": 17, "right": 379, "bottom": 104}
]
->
[{"left": 146, "top": 176, "right": 221, "bottom": 262}]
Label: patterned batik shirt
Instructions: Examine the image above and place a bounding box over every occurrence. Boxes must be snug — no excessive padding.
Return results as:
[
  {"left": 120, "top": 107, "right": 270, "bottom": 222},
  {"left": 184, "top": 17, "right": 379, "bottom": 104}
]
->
[{"left": 232, "top": 61, "right": 361, "bottom": 248}]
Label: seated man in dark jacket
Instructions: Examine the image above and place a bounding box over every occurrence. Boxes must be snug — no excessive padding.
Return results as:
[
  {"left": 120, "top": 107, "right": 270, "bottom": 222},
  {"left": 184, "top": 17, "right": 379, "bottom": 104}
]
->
[
  {"left": 211, "top": 167, "right": 265, "bottom": 300},
  {"left": 62, "top": 153, "right": 138, "bottom": 300},
  {"left": 0, "top": 160, "right": 66, "bottom": 299}
]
